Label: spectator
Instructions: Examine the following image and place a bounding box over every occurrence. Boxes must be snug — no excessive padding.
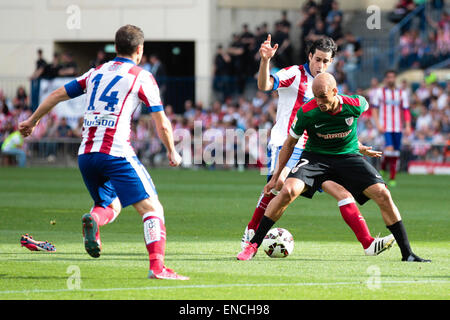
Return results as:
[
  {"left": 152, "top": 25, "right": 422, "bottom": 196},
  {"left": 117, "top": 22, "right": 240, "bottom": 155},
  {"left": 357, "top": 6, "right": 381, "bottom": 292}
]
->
[
  {"left": 213, "top": 45, "right": 233, "bottom": 101},
  {"left": 297, "top": 2, "right": 319, "bottom": 62},
  {"left": 1, "top": 122, "right": 26, "bottom": 167},
  {"left": 56, "top": 117, "right": 74, "bottom": 137},
  {"left": 277, "top": 10, "right": 292, "bottom": 30},
  {"left": 58, "top": 52, "right": 78, "bottom": 77},
  {"left": 183, "top": 100, "right": 196, "bottom": 120},
  {"left": 139, "top": 54, "right": 152, "bottom": 73},
  {"left": 415, "top": 104, "right": 433, "bottom": 132},
  {"left": 273, "top": 22, "right": 293, "bottom": 67},
  {"left": 228, "top": 34, "right": 246, "bottom": 94},
  {"left": 42, "top": 53, "right": 62, "bottom": 79},
  {"left": 325, "top": 1, "right": 343, "bottom": 27},
  {"left": 338, "top": 31, "right": 363, "bottom": 92},
  {"left": 13, "top": 86, "right": 30, "bottom": 111},
  {"left": 89, "top": 49, "right": 108, "bottom": 69},
  {"left": 149, "top": 54, "right": 167, "bottom": 101},
  {"left": 30, "top": 48, "right": 47, "bottom": 80}
]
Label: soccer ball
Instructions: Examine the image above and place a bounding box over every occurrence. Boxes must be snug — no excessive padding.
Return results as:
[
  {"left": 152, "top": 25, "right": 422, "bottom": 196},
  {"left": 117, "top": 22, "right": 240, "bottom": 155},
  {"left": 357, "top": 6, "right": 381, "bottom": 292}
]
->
[{"left": 261, "top": 228, "right": 294, "bottom": 258}]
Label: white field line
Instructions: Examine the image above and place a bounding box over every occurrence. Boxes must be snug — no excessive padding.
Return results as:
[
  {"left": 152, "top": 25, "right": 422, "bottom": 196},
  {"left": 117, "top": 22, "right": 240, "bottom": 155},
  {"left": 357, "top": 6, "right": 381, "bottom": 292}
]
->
[{"left": 0, "top": 280, "right": 449, "bottom": 295}]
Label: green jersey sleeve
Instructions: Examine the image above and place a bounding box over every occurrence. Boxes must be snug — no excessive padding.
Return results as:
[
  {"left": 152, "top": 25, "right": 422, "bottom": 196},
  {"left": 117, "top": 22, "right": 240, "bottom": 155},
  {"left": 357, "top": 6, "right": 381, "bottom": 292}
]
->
[
  {"left": 289, "top": 110, "right": 306, "bottom": 140},
  {"left": 360, "top": 96, "right": 369, "bottom": 114}
]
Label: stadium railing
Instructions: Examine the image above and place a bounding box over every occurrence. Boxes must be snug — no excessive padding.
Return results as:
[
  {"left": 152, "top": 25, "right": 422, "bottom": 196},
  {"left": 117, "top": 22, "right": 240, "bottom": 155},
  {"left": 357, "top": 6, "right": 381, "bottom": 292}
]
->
[{"left": 10, "top": 138, "right": 447, "bottom": 175}]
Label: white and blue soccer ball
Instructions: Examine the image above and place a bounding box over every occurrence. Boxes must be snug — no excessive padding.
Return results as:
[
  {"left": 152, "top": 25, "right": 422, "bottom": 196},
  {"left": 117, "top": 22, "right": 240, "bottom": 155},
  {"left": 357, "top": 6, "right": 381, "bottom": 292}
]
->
[{"left": 261, "top": 228, "right": 294, "bottom": 258}]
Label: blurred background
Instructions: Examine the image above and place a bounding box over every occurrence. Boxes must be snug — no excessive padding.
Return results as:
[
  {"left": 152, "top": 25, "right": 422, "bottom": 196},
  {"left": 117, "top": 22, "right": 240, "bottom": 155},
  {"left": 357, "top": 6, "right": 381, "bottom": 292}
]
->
[{"left": 0, "top": 0, "right": 448, "bottom": 174}]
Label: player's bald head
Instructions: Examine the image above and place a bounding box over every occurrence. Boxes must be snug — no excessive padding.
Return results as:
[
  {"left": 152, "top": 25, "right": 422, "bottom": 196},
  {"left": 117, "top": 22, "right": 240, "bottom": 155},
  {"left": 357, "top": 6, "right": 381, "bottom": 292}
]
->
[{"left": 312, "top": 72, "right": 337, "bottom": 96}]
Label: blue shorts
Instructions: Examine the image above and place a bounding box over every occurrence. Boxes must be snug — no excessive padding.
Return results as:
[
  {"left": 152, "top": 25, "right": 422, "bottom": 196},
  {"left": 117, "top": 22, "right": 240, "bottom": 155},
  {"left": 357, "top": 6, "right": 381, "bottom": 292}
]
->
[
  {"left": 384, "top": 132, "right": 402, "bottom": 150},
  {"left": 78, "top": 152, "right": 157, "bottom": 208},
  {"left": 267, "top": 145, "right": 303, "bottom": 181}
]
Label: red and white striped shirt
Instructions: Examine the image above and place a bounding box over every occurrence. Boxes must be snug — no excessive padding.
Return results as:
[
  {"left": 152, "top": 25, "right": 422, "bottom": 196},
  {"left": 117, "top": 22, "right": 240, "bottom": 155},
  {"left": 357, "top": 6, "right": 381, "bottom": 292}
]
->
[
  {"left": 372, "top": 87, "right": 411, "bottom": 133},
  {"left": 64, "top": 57, "right": 163, "bottom": 158},
  {"left": 270, "top": 63, "right": 313, "bottom": 149}
]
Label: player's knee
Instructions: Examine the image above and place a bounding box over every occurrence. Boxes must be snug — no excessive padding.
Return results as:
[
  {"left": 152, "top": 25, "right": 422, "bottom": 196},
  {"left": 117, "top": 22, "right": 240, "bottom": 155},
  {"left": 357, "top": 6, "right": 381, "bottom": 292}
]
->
[
  {"left": 109, "top": 197, "right": 122, "bottom": 214},
  {"left": 280, "top": 185, "right": 299, "bottom": 203},
  {"left": 133, "top": 197, "right": 164, "bottom": 218},
  {"left": 371, "top": 184, "right": 392, "bottom": 205}
]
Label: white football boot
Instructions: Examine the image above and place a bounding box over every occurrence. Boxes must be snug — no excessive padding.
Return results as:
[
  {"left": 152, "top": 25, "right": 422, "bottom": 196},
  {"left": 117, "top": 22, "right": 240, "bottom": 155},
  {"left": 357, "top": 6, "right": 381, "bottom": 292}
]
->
[
  {"left": 364, "top": 234, "right": 396, "bottom": 256},
  {"left": 241, "top": 226, "right": 255, "bottom": 250}
]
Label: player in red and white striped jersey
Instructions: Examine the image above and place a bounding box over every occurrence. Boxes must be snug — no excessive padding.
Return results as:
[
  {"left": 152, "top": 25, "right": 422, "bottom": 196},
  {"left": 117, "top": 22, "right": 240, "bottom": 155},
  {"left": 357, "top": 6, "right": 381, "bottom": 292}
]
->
[
  {"left": 19, "top": 25, "right": 188, "bottom": 280},
  {"left": 73, "top": 57, "right": 163, "bottom": 157},
  {"left": 372, "top": 70, "right": 412, "bottom": 186},
  {"left": 241, "top": 36, "right": 394, "bottom": 257}
]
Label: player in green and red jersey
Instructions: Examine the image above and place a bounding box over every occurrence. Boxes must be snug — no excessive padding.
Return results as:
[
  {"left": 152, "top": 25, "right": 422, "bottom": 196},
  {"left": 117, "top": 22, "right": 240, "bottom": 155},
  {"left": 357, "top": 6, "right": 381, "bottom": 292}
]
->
[{"left": 237, "top": 72, "right": 430, "bottom": 263}]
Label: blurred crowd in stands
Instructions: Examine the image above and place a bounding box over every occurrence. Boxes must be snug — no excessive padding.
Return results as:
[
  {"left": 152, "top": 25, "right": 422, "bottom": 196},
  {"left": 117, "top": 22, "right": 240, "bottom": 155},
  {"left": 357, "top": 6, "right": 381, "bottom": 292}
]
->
[
  {"left": 213, "top": 0, "right": 365, "bottom": 97},
  {"left": 0, "top": 0, "right": 448, "bottom": 167},
  {"left": 393, "top": 0, "right": 450, "bottom": 70}
]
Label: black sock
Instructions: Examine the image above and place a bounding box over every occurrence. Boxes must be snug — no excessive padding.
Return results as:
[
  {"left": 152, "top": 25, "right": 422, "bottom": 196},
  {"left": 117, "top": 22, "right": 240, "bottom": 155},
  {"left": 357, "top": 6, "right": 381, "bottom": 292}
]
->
[
  {"left": 386, "top": 220, "right": 413, "bottom": 259},
  {"left": 250, "top": 215, "right": 275, "bottom": 247}
]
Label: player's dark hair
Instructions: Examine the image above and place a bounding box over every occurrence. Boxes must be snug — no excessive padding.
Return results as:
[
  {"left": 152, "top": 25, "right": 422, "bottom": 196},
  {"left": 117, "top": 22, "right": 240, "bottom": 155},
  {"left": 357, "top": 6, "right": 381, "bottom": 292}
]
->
[
  {"left": 384, "top": 69, "right": 397, "bottom": 77},
  {"left": 115, "top": 24, "right": 144, "bottom": 56},
  {"left": 307, "top": 37, "right": 337, "bottom": 58}
]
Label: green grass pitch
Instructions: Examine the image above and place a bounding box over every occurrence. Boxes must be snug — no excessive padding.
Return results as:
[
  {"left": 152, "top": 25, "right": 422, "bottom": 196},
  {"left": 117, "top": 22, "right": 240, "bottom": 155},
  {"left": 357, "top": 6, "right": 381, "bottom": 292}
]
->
[{"left": 0, "top": 167, "right": 449, "bottom": 300}]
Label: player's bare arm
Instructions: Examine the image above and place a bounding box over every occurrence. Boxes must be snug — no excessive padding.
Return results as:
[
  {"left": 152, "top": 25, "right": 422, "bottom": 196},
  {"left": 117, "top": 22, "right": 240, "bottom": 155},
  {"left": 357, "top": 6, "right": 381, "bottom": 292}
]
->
[
  {"left": 257, "top": 34, "right": 279, "bottom": 91},
  {"left": 358, "top": 141, "right": 382, "bottom": 158},
  {"left": 264, "top": 135, "right": 298, "bottom": 196},
  {"left": 19, "top": 86, "right": 70, "bottom": 137},
  {"left": 151, "top": 110, "right": 181, "bottom": 167}
]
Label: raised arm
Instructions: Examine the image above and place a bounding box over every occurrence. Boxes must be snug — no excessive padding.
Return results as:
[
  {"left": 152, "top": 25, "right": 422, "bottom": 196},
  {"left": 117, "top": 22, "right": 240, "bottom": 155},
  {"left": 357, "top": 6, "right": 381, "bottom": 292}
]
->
[
  {"left": 257, "top": 34, "right": 278, "bottom": 91},
  {"left": 18, "top": 86, "right": 70, "bottom": 137}
]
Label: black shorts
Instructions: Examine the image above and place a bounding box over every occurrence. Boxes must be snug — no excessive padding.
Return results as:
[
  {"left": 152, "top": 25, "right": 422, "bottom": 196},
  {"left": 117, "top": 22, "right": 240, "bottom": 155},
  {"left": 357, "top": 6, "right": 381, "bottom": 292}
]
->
[{"left": 287, "top": 151, "right": 385, "bottom": 205}]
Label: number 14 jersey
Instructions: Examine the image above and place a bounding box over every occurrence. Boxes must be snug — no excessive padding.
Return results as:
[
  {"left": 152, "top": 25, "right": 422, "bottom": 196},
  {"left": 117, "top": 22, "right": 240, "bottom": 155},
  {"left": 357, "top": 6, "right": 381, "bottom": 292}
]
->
[{"left": 64, "top": 57, "right": 163, "bottom": 157}]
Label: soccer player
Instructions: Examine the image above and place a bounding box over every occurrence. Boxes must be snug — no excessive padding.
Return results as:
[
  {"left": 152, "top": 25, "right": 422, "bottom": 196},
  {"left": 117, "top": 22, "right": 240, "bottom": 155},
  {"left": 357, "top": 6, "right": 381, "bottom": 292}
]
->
[
  {"left": 237, "top": 73, "right": 430, "bottom": 263},
  {"left": 371, "top": 70, "right": 411, "bottom": 187},
  {"left": 242, "top": 35, "right": 394, "bottom": 256},
  {"left": 18, "top": 25, "right": 189, "bottom": 280}
]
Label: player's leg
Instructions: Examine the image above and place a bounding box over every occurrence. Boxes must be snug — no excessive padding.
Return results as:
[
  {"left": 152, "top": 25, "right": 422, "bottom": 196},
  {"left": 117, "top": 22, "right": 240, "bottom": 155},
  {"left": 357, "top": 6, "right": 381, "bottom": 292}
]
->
[
  {"left": 109, "top": 155, "right": 189, "bottom": 279},
  {"left": 381, "top": 132, "right": 393, "bottom": 174},
  {"left": 321, "top": 181, "right": 374, "bottom": 249},
  {"left": 387, "top": 132, "right": 402, "bottom": 186},
  {"left": 237, "top": 177, "right": 306, "bottom": 260},
  {"left": 242, "top": 146, "right": 302, "bottom": 247},
  {"left": 89, "top": 197, "right": 121, "bottom": 227},
  {"left": 363, "top": 183, "right": 430, "bottom": 262},
  {"left": 238, "top": 151, "right": 323, "bottom": 260},
  {"left": 245, "top": 145, "right": 281, "bottom": 233},
  {"left": 78, "top": 153, "right": 120, "bottom": 258}
]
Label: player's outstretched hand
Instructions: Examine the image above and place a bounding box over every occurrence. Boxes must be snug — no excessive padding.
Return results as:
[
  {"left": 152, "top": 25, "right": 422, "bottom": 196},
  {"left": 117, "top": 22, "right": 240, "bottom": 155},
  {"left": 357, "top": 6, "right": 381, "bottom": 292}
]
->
[
  {"left": 167, "top": 150, "right": 182, "bottom": 167},
  {"left": 259, "top": 34, "right": 278, "bottom": 61},
  {"left": 359, "top": 145, "right": 382, "bottom": 158},
  {"left": 18, "top": 119, "right": 36, "bottom": 138}
]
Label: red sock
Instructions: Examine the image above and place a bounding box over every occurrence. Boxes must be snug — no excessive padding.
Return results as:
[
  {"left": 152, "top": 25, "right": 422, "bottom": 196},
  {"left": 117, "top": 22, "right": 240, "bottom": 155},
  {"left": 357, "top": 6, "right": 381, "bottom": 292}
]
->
[
  {"left": 143, "top": 214, "right": 166, "bottom": 273},
  {"left": 389, "top": 157, "right": 398, "bottom": 180},
  {"left": 381, "top": 156, "right": 389, "bottom": 171},
  {"left": 338, "top": 199, "right": 374, "bottom": 249},
  {"left": 90, "top": 206, "right": 116, "bottom": 227},
  {"left": 247, "top": 191, "right": 276, "bottom": 230}
]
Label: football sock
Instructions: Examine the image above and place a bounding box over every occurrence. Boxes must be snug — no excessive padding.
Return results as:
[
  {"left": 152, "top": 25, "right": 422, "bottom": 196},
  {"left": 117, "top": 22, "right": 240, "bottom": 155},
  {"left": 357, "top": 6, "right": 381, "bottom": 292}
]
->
[
  {"left": 143, "top": 213, "right": 166, "bottom": 273},
  {"left": 389, "top": 157, "right": 398, "bottom": 180},
  {"left": 247, "top": 190, "right": 277, "bottom": 230},
  {"left": 381, "top": 156, "right": 389, "bottom": 171},
  {"left": 338, "top": 198, "right": 374, "bottom": 249},
  {"left": 386, "top": 220, "right": 413, "bottom": 259},
  {"left": 250, "top": 215, "right": 275, "bottom": 247},
  {"left": 90, "top": 206, "right": 118, "bottom": 227}
]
